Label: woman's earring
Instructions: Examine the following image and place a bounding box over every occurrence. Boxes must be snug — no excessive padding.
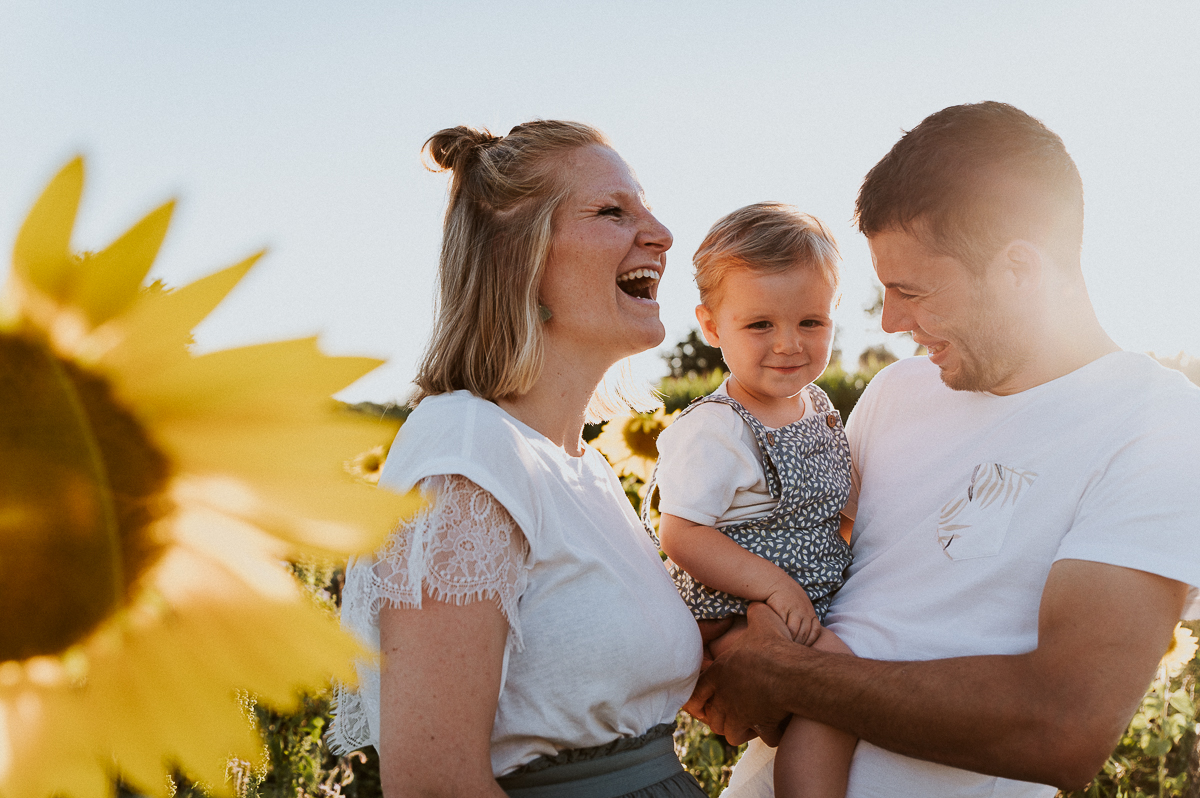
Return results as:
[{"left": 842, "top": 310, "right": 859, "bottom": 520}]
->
[{"left": 538, "top": 304, "right": 553, "bottom": 322}]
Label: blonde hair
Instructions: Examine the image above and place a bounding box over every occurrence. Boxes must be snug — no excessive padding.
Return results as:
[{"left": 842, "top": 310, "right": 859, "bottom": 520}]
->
[
  {"left": 693, "top": 202, "right": 840, "bottom": 308},
  {"left": 414, "top": 120, "right": 657, "bottom": 421}
]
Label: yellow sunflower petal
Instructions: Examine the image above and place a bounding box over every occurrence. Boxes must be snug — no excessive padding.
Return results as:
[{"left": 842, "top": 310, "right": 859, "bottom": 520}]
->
[
  {"left": 99, "top": 254, "right": 260, "bottom": 375},
  {"left": 3, "top": 522, "right": 370, "bottom": 798},
  {"left": 1, "top": 680, "right": 114, "bottom": 798},
  {"left": 169, "top": 435, "right": 420, "bottom": 557},
  {"left": 1161, "top": 624, "right": 1199, "bottom": 678},
  {"left": 118, "top": 338, "right": 383, "bottom": 421},
  {"left": 11, "top": 157, "right": 83, "bottom": 300},
  {"left": 1, "top": 158, "right": 409, "bottom": 798},
  {"left": 70, "top": 201, "right": 175, "bottom": 328}
]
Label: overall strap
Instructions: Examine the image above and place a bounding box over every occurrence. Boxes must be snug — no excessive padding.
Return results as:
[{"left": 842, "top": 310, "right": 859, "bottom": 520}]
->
[
  {"left": 806, "top": 383, "right": 839, "bottom": 420},
  {"left": 640, "top": 392, "right": 783, "bottom": 542}
]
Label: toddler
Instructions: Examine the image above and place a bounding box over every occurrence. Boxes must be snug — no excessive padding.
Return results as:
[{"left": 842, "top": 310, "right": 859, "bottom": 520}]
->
[{"left": 645, "top": 203, "right": 856, "bottom": 798}]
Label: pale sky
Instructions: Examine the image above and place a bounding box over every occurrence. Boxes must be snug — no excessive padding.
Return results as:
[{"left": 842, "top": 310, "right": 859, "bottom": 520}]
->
[{"left": 2, "top": 1, "right": 1196, "bottom": 402}]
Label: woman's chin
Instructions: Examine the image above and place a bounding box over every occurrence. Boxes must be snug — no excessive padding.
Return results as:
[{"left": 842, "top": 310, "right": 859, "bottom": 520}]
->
[{"left": 623, "top": 318, "right": 667, "bottom": 358}]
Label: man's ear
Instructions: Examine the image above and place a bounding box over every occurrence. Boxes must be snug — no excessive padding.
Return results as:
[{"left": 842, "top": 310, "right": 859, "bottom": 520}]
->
[
  {"left": 999, "top": 240, "right": 1044, "bottom": 292},
  {"left": 695, "top": 304, "right": 721, "bottom": 348}
]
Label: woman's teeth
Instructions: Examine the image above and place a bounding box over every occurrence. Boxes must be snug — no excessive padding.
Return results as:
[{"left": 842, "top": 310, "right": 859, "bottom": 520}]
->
[{"left": 617, "top": 268, "right": 659, "bottom": 300}]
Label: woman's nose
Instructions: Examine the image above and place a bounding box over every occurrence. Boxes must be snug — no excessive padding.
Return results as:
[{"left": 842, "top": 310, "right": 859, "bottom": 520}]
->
[{"left": 639, "top": 211, "right": 673, "bottom": 252}]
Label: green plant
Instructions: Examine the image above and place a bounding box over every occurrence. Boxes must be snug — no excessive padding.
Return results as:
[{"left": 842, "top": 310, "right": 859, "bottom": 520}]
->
[
  {"left": 1060, "top": 623, "right": 1200, "bottom": 798},
  {"left": 675, "top": 713, "right": 746, "bottom": 797}
]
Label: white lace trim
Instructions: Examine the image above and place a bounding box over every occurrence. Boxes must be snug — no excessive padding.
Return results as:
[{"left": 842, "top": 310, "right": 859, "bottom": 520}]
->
[{"left": 328, "top": 473, "right": 529, "bottom": 754}]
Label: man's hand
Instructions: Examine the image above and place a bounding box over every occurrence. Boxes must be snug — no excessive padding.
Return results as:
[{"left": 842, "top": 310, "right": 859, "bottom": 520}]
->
[
  {"left": 685, "top": 602, "right": 804, "bottom": 745},
  {"left": 695, "top": 617, "right": 734, "bottom": 668}
]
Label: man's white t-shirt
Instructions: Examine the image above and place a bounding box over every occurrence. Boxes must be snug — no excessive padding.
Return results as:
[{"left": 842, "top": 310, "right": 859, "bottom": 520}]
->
[{"left": 726, "top": 352, "right": 1200, "bottom": 798}]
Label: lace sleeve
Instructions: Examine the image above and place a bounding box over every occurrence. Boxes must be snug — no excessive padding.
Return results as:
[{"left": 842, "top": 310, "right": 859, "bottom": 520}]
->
[
  {"left": 329, "top": 473, "right": 530, "bottom": 754},
  {"left": 371, "top": 473, "right": 528, "bottom": 632}
]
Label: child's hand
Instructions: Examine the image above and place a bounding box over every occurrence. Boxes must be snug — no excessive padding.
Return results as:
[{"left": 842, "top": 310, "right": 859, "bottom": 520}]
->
[{"left": 764, "top": 579, "right": 821, "bottom": 646}]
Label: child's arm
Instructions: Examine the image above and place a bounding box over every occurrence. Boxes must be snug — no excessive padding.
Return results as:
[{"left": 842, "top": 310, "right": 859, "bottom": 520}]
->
[{"left": 659, "top": 513, "right": 821, "bottom": 646}]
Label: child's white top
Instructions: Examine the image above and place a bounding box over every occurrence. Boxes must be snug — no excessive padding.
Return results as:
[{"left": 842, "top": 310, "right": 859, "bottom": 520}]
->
[
  {"left": 655, "top": 380, "right": 810, "bottom": 527},
  {"left": 332, "top": 391, "right": 702, "bottom": 776}
]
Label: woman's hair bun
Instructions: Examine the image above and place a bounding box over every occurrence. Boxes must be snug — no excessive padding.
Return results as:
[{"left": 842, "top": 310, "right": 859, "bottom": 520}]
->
[{"left": 423, "top": 126, "right": 501, "bottom": 172}]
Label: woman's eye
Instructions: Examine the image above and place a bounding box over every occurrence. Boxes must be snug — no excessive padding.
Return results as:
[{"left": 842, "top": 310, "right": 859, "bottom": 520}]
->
[{"left": 599, "top": 206, "right": 623, "bottom": 217}]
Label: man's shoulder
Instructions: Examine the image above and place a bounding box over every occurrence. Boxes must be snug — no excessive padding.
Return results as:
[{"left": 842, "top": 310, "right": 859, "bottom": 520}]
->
[
  {"left": 1081, "top": 352, "right": 1200, "bottom": 424},
  {"left": 857, "top": 356, "right": 944, "bottom": 406}
]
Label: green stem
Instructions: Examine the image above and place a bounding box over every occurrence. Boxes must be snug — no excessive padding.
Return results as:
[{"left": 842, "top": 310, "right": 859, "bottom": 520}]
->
[
  {"left": 1159, "top": 669, "right": 1169, "bottom": 798},
  {"left": 41, "top": 342, "right": 124, "bottom": 612}
]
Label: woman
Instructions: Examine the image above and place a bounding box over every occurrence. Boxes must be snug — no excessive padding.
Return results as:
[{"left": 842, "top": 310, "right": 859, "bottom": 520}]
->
[{"left": 331, "top": 121, "right": 707, "bottom": 797}]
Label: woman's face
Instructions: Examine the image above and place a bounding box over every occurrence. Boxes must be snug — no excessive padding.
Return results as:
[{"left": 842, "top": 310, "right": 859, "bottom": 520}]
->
[{"left": 539, "top": 144, "right": 673, "bottom": 366}]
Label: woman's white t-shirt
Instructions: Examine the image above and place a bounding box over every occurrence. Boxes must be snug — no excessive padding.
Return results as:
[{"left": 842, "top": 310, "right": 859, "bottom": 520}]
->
[{"left": 332, "top": 391, "right": 702, "bottom": 776}]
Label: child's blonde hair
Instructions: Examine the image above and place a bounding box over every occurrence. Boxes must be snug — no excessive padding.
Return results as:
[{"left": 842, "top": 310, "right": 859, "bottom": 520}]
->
[{"left": 693, "top": 202, "right": 841, "bottom": 307}]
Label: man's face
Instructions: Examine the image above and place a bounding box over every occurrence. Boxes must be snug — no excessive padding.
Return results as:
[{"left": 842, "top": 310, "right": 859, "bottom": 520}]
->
[{"left": 868, "top": 228, "right": 1028, "bottom": 394}]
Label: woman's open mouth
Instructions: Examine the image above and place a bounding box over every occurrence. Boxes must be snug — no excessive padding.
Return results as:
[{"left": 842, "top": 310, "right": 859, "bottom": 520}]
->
[{"left": 617, "top": 268, "right": 660, "bottom": 300}]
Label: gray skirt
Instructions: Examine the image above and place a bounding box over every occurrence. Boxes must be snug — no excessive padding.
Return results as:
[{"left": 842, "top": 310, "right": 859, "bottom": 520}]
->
[{"left": 496, "top": 723, "right": 708, "bottom": 798}]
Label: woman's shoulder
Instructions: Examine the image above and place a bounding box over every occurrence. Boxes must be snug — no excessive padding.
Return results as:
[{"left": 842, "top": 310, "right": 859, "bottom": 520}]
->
[
  {"left": 380, "top": 392, "right": 545, "bottom": 516},
  {"left": 396, "top": 391, "right": 530, "bottom": 448}
]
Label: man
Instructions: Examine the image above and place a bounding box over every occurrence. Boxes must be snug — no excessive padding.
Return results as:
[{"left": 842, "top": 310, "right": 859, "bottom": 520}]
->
[{"left": 690, "top": 102, "right": 1200, "bottom": 797}]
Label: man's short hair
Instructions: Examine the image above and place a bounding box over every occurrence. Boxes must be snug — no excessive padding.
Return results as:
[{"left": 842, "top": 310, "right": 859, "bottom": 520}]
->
[
  {"left": 854, "top": 102, "right": 1084, "bottom": 270},
  {"left": 693, "top": 202, "right": 840, "bottom": 308}
]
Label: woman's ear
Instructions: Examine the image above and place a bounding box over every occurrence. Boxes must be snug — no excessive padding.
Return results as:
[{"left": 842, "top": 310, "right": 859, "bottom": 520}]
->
[{"left": 695, "top": 304, "right": 721, "bottom": 348}]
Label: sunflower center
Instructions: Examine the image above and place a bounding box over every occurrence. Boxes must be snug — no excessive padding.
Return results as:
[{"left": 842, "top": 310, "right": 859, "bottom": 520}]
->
[
  {"left": 622, "top": 415, "right": 665, "bottom": 461},
  {"left": 0, "top": 332, "right": 171, "bottom": 661}
]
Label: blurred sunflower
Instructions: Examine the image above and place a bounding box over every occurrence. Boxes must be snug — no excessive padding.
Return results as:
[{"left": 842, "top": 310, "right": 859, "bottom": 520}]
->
[
  {"left": 0, "top": 159, "right": 421, "bottom": 798},
  {"left": 1160, "top": 624, "right": 1199, "bottom": 679},
  {"left": 344, "top": 444, "right": 388, "bottom": 485},
  {"left": 593, "top": 407, "right": 678, "bottom": 486}
]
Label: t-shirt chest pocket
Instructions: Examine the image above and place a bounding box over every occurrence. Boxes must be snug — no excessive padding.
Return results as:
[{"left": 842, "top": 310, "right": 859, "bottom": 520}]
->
[{"left": 936, "top": 463, "right": 1038, "bottom": 560}]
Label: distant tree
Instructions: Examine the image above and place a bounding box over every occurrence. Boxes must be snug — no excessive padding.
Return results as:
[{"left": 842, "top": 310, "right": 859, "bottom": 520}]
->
[
  {"left": 858, "top": 344, "right": 898, "bottom": 375},
  {"left": 664, "top": 329, "right": 727, "bottom": 378},
  {"left": 344, "top": 400, "right": 411, "bottom": 422}
]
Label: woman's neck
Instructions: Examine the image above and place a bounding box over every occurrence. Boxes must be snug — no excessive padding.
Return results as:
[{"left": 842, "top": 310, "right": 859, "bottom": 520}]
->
[{"left": 497, "top": 349, "right": 607, "bottom": 457}]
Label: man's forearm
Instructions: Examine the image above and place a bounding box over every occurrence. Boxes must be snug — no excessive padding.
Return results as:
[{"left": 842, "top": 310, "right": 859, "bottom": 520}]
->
[
  {"left": 692, "top": 561, "right": 1186, "bottom": 789},
  {"left": 757, "top": 640, "right": 1128, "bottom": 786}
]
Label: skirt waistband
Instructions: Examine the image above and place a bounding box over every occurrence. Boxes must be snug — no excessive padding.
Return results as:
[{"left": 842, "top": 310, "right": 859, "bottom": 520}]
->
[{"left": 496, "top": 734, "right": 682, "bottom": 798}]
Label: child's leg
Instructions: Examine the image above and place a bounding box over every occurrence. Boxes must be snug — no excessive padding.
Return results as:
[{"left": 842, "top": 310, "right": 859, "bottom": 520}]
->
[{"left": 773, "top": 627, "right": 857, "bottom": 798}]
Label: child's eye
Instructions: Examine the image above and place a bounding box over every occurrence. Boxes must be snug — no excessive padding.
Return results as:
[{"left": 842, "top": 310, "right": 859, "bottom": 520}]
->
[
  {"left": 747, "top": 321, "right": 772, "bottom": 330},
  {"left": 800, "top": 319, "right": 827, "bottom": 328}
]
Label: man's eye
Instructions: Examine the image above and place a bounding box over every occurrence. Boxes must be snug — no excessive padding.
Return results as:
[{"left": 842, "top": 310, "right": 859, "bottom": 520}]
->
[{"left": 599, "top": 206, "right": 623, "bottom": 217}]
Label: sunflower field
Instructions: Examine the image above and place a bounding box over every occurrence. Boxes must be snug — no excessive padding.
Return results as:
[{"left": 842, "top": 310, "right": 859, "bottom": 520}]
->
[{"left": 4, "top": 158, "right": 1200, "bottom": 798}]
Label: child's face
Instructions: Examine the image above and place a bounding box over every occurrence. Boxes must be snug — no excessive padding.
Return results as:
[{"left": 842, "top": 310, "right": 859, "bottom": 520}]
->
[{"left": 696, "top": 266, "right": 837, "bottom": 405}]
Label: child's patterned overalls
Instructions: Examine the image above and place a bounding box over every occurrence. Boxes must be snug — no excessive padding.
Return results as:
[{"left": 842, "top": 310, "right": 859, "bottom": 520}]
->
[{"left": 643, "top": 385, "right": 853, "bottom": 620}]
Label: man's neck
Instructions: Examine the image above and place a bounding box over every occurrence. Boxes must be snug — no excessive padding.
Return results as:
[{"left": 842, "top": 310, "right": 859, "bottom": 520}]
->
[{"left": 991, "top": 296, "right": 1119, "bottom": 395}]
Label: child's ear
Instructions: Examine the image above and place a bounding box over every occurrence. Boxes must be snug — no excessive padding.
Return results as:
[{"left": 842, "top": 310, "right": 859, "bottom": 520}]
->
[{"left": 695, "top": 304, "right": 721, "bottom": 347}]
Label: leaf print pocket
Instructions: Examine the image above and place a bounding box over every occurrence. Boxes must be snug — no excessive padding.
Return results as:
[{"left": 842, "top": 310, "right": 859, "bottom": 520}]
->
[{"left": 936, "top": 463, "right": 1038, "bottom": 560}]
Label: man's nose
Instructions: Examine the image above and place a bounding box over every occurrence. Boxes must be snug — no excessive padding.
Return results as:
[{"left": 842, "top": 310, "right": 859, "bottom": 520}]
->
[{"left": 880, "top": 291, "right": 913, "bottom": 334}]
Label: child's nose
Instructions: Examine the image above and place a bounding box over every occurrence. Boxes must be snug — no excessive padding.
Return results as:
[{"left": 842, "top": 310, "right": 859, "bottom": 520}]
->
[{"left": 775, "top": 329, "right": 803, "bottom": 354}]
